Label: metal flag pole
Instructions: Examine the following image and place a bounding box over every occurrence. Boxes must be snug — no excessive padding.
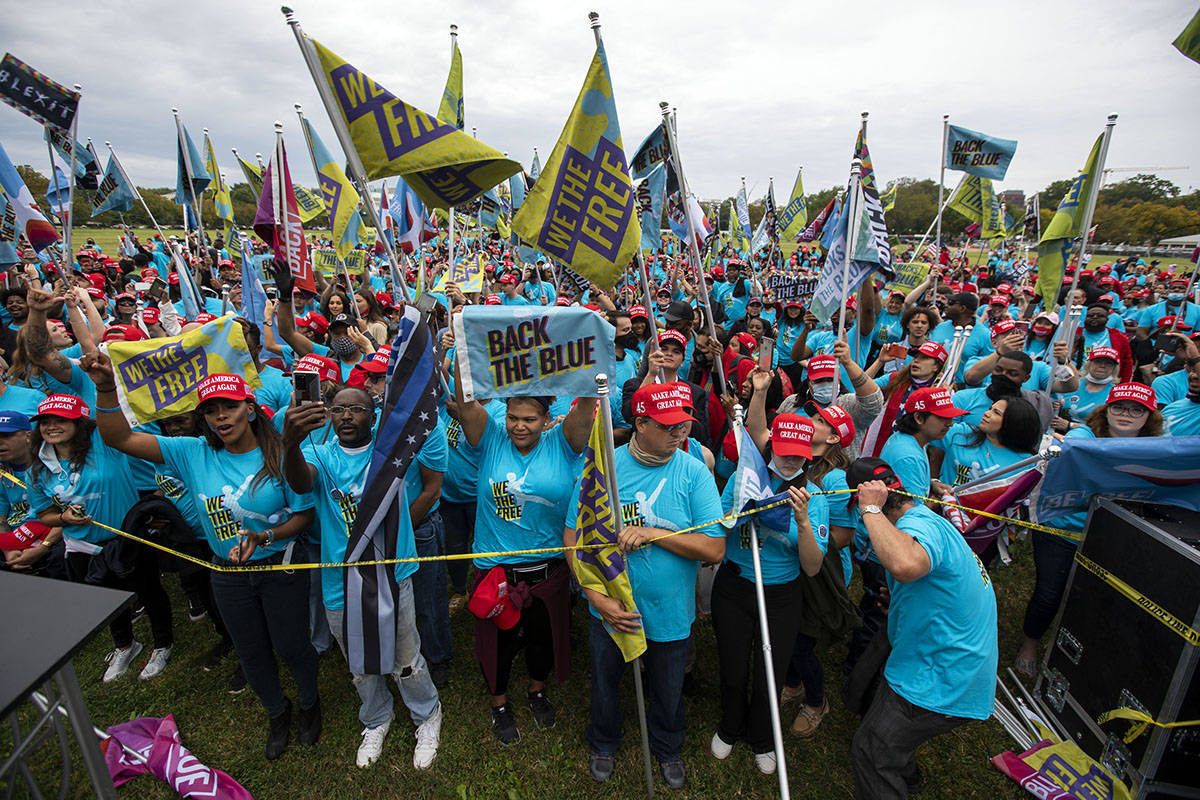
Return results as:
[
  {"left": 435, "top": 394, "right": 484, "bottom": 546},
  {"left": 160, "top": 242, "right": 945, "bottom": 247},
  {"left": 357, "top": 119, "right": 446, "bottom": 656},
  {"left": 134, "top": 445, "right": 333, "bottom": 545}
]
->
[
  {"left": 60, "top": 84, "right": 81, "bottom": 269},
  {"left": 932, "top": 115, "right": 950, "bottom": 298},
  {"left": 659, "top": 100, "right": 725, "bottom": 394},
  {"left": 269, "top": 121, "right": 298, "bottom": 302},
  {"left": 294, "top": 103, "right": 360, "bottom": 317},
  {"left": 172, "top": 108, "right": 208, "bottom": 255},
  {"left": 732, "top": 405, "right": 791, "bottom": 799},
  {"left": 595, "top": 370, "right": 655, "bottom": 799},
  {"left": 254, "top": 152, "right": 266, "bottom": 173},
  {"left": 837, "top": 160, "right": 864, "bottom": 342},
  {"left": 281, "top": 6, "right": 413, "bottom": 306},
  {"left": 448, "top": 24, "right": 458, "bottom": 268},
  {"left": 954, "top": 447, "right": 1059, "bottom": 493},
  {"left": 739, "top": 175, "right": 750, "bottom": 259},
  {"left": 1057, "top": 114, "right": 1118, "bottom": 318},
  {"left": 104, "top": 142, "right": 193, "bottom": 281},
  {"left": 44, "top": 135, "right": 68, "bottom": 244}
]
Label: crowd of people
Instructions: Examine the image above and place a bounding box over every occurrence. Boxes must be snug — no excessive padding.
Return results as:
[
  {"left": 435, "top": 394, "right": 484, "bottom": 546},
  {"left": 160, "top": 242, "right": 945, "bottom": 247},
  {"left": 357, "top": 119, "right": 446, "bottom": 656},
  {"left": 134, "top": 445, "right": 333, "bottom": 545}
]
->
[{"left": 1, "top": 225, "right": 1198, "bottom": 798}]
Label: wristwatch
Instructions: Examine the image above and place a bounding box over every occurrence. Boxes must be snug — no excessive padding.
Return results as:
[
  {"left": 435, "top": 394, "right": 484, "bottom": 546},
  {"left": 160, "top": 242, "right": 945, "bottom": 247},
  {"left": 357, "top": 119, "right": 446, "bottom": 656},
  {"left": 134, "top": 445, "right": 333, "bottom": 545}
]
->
[
  {"left": 262, "top": 528, "right": 275, "bottom": 547},
  {"left": 861, "top": 504, "right": 884, "bottom": 515}
]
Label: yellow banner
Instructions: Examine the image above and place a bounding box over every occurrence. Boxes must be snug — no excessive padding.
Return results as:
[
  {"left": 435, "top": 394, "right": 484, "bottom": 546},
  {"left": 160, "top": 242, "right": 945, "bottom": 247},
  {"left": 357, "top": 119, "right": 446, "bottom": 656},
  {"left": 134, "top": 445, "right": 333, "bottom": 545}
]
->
[
  {"left": 107, "top": 315, "right": 261, "bottom": 423},
  {"left": 433, "top": 252, "right": 486, "bottom": 294}
]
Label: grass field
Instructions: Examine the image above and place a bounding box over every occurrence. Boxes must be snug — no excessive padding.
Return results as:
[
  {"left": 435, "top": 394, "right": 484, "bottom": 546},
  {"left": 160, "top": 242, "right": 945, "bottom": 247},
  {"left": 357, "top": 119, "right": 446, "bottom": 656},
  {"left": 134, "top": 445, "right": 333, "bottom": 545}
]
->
[{"left": 4, "top": 542, "right": 1044, "bottom": 800}]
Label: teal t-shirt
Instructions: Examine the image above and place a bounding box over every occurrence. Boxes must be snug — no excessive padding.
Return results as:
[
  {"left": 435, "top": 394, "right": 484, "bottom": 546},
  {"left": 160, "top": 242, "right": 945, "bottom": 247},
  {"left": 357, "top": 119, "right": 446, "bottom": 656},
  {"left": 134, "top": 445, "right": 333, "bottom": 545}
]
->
[
  {"left": 936, "top": 422, "right": 1029, "bottom": 486},
  {"left": 473, "top": 418, "right": 583, "bottom": 569},
  {"left": 156, "top": 435, "right": 315, "bottom": 561},
  {"left": 721, "top": 475, "right": 828, "bottom": 585},
  {"left": 28, "top": 429, "right": 139, "bottom": 546},
  {"left": 0, "top": 384, "right": 45, "bottom": 417},
  {"left": 878, "top": 431, "right": 930, "bottom": 501},
  {"left": 1164, "top": 397, "right": 1200, "bottom": 436},
  {"left": 568, "top": 446, "right": 724, "bottom": 642},
  {"left": 0, "top": 464, "right": 35, "bottom": 527},
  {"left": 883, "top": 504, "right": 998, "bottom": 720},
  {"left": 404, "top": 416, "right": 447, "bottom": 516},
  {"left": 306, "top": 439, "right": 417, "bottom": 608}
]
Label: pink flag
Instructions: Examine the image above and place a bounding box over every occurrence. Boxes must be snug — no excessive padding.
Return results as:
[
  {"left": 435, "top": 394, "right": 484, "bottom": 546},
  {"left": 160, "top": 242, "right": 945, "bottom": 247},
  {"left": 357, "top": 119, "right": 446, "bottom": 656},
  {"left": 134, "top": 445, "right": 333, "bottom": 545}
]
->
[
  {"left": 253, "top": 134, "right": 316, "bottom": 295},
  {"left": 104, "top": 715, "right": 254, "bottom": 800}
]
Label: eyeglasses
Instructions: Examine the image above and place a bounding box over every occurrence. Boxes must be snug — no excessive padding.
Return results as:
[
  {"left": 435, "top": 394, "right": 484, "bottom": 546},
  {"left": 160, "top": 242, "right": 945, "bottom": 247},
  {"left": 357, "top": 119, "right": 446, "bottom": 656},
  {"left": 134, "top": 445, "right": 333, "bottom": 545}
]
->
[
  {"left": 648, "top": 419, "right": 689, "bottom": 433},
  {"left": 329, "top": 405, "right": 370, "bottom": 416},
  {"left": 1108, "top": 403, "right": 1149, "bottom": 418}
]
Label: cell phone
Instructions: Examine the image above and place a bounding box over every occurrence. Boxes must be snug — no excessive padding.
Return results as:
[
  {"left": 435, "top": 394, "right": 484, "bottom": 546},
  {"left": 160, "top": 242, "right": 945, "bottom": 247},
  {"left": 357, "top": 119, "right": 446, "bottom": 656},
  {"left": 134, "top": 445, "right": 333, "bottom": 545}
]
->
[
  {"left": 293, "top": 371, "right": 321, "bottom": 404},
  {"left": 266, "top": 287, "right": 278, "bottom": 300},
  {"left": 887, "top": 342, "right": 909, "bottom": 359},
  {"left": 758, "top": 337, "right": 775, "bottom": 369},
  {"left": 133, "top": 281, "right": 150, "bottom": 292},
  {"left": 1014, "top": 320, "right": 1031, "bottom": 333},
  {"left": 147, "top": 277, "right": 168, "bottom": 303}
]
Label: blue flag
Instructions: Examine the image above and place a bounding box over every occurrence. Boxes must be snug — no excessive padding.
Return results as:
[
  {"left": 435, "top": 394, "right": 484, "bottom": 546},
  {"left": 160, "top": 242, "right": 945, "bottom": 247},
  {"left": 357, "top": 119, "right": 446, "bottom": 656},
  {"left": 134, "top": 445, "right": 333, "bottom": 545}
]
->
[
  {"left": 175, "top": 121, "right": 211, "bottom": 207},
  {"left": 818, "top": 196, "right": 843, "bottom": 252},
  {"left": 630, "top": 124, "right": 668, "bottom": 180},
  {"left": 91, "top": 155, "right": 135, "bottom": 217},
  {"left": 637, "top": 162, "right": 665, "bottom": 250},
  {"left": 945, "top": 124, "right": 1018, "bottom": 181},
  {"left": 1036, "top": 436, "right": 1200, "bottom": 523},
  {"left": 723, "top": 424, "right": 792, "bottom": 531},
  {"left": 238, "top": 233, "right": 267, "bottom": 327},
  {"left": 452, "top": 305, "right": 616, "bottom": 401},
  {"left": 173, "top": 246, "right": 205, "bottom": 319},
  {"left": 343, "top": 306, "right": 438, "bottom": 674},
  {"left": 0, "top": 193, "right": 18, "bottom": 265},
  {"left": 43, "top": 162, "right": 72, "bottom": 222}
]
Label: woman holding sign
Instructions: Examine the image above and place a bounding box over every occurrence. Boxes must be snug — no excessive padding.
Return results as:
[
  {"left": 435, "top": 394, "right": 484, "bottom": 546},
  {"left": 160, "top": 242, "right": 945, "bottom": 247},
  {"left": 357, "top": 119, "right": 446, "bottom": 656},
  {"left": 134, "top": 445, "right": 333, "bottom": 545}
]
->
[
  {"left": 79, "top": 356, "right": 321, "bottom": 762},
  {"left": 452, "top": 347, "right": 597, "bottom": 746}
]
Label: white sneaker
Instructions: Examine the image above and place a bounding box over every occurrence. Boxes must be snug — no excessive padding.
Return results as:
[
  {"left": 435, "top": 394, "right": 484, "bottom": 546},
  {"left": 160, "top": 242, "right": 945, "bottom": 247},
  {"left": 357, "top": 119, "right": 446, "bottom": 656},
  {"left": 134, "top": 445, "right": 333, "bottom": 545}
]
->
[
  {"left": 413, "top": 702, "right": 442, "bottom": 770},
  {"left": 103, "top": 641, "right": 143, "bottom": 683},
  {"left": 138, "top": 646, "right": 172, "bottom": 680},
  {"left": 709, "top": 731, "right": 733, "bottom": 760},
  {"left": 356, "top": 721, "right": 390, "bottom": 768},
  {"left": 755, "top": 751, "right": 777, "bottom": 775}
]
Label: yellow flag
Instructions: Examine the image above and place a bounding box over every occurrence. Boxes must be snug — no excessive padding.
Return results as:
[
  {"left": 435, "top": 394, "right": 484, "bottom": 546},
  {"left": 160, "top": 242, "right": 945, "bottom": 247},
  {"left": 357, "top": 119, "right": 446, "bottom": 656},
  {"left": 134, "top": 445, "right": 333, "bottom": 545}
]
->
[
  {"left": 203, "top": 134, "right": 235, "bottom": 241},
  {"left": 1037, "top": 133, "right": 1104, "bottom": 310},
  {"left": 778, "top": 169, "right": 808, "bottom": 240},
  {"left": 311, "top": 37, "right": 520, "bottom": 210},
  {"left": 947, "top": 174, "right": 984, "bottom": 222},
  {"left": 301, "top": 117, "right": 362, "bottom": 258},
  {"left": 437, "top": 42, "right": 464, "bottom": 129},
  {"left": 510, "top": 41, "right": 639, "bottom": 290},
  {"left": 572, "top": 412, "right": 646, "bottom": 662}
]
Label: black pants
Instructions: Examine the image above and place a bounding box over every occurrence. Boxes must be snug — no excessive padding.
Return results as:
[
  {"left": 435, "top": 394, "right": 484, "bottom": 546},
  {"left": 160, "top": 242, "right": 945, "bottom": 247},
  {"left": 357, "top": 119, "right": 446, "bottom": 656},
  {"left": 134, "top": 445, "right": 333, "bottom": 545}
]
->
[
  {"left": 1022, "top": 531, "right": 1078, "bottom": 641},
  {"left": 710, "top": 562, "right": 802, "bottom": 753},
  {"left": 178, "top": 561, "right": 230, "bottom": 642},
  {"left": 851, "top": 680, "right": 969, "bottom": 799},
  {"left": 846, "top": 559, "right": 888, "bottom": 675},
  {"left": 66, "top": 543, "right": 173, "bottom": 650},
  {"left": 441, "top": 500, "right": 476, "bottom": 595},
  {"left": 489, "top": 595, "right": 553, "bottom": 697},
  {"left": 210, "top": 553, "right": 318, "bottom": 718},
  {"left": 786, "top": 631, "right": 825, "bottom": 706}
]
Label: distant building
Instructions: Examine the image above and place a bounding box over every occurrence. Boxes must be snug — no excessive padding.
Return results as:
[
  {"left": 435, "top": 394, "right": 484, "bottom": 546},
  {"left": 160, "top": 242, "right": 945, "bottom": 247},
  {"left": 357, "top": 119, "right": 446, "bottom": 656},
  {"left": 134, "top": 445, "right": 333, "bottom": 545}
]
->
[{"left": 998, "top": 189, "right": 1025, "bottom": 209}]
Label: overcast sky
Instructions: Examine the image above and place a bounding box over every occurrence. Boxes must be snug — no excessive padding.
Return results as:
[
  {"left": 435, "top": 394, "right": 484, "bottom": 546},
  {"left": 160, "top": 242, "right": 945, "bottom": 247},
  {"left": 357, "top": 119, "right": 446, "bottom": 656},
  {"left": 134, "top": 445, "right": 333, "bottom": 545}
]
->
[{"left": 3, "top": 0, "right": 1199, "bottom": 209}]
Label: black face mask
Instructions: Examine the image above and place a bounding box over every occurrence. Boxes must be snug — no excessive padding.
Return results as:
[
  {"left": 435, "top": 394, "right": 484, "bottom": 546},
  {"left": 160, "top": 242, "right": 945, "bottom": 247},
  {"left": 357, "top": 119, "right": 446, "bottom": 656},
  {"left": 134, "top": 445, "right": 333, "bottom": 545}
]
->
[
  {"left": 987, "top": 374, "right": 1022, "bottom": 401},
  {"left": 615, "top": 333, "right": 639, "bottom": 350}
]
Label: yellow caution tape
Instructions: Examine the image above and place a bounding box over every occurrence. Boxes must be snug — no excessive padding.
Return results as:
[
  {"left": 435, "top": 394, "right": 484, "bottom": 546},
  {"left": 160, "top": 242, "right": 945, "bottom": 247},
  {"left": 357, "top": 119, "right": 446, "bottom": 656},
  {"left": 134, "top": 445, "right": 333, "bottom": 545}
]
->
[
  {"left": 1073, "top": 552, "right": 1200, "bottom": 647},
  {"left": 1096, "top": 706, "right": 1200, "bottom": 744}
]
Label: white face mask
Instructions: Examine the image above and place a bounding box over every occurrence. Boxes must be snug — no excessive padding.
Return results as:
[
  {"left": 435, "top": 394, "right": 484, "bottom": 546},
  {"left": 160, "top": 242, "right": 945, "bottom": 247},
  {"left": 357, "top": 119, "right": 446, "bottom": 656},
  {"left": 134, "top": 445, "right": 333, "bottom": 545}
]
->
[
  {"left": 769, "top": 456, "right": 805, "bottom": 481},
  {"left": 812, "top": 381, "right": 837, "bottom": 406},
  {"left": 1087, "top": 371, "right": 1115, "bottom": 385}
]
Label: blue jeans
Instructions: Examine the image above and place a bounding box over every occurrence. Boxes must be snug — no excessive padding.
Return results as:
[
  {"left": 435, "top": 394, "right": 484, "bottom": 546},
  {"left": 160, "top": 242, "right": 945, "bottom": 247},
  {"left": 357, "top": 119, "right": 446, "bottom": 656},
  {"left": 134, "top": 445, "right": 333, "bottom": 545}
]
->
[
  {"left": 585, "top": 615, "right": 690, "bottom": 761},
  {"left": 412, "top": 513, "right": 452, "bottom": 666},
  {"left": 325, "top": 578, "right": 440, "bottom": 730}
]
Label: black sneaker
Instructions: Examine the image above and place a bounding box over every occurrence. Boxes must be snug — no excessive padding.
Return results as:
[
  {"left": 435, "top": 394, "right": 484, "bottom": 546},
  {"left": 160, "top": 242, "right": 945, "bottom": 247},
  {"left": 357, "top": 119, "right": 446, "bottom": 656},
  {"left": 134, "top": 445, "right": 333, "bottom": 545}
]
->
[
  {"left": 429, "top": 660, "right": 450, "bottom": 690},
  {"left": 527, "top": 690, "right": 556, "bottom": 730},
  {"left": 660, "top": 759, "right": 686, "bottom": 790},
  {"left": 187, "top": 599, "right": 207, "bottom": 622},
  {"left": 297, "top": 698, "right": 322, "bottom": 746},
  {"left": 266, "top": 698, "right": 291, "bottom": 761},
  {"left": 490, "top": 703, "right": 520, "bottom": 745},
  {"left": 589, "top": 752, "right": 615, "bottom": 783},
  {"left": 227, "top": 663, "right": 247, "bottom": 694},
  {"left": 202, "top": 640, "right": 233, "bottom": 671}
]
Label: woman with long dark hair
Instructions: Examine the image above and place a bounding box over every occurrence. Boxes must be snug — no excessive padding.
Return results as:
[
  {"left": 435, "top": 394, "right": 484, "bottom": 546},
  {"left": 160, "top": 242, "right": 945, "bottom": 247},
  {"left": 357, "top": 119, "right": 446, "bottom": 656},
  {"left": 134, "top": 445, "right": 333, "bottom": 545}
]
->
[
  {"left": 860, "top": 341, "right": 948, "bottom": 459},
  {"left": 353, "top": 288, "right": 389, "bottom": 344},
  {"left": 27, "top": 394, "right": 174, "bottom": 681},
  {"left": 933, "top": 396, "right": 1041, "bottom": 487},
  {"left": 79, "top": 357, "right": 320, "bottom": 761},
  {"left": 1014, "top": 383, "right": 1163, "bottom": 676}
]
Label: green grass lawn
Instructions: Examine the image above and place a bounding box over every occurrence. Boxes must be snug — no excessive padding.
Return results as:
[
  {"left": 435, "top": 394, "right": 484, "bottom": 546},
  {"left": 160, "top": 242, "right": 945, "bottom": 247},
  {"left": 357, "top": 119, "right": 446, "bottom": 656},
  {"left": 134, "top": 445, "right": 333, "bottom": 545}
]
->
[{"left": 4, "top": 545, "right": 1041, "bottom": 799}]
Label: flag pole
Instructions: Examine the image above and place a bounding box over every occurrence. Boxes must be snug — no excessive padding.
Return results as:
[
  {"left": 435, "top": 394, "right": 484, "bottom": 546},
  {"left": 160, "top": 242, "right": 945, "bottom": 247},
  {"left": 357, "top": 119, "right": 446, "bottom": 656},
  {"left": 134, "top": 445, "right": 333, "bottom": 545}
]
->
[
  {"left": 740, "top": 175, "right": 750, "bottom": 258},
  {"left": 471, "top": 126, "right": 483, "bottom": 253},
  {"left": 172, "top": 108, "right": 208, "bottom": 256},
  {"left": 44, "top": 136, "right": 68, "bottom": 243},
  {"left": 1058, "top": 114, "right": 1118, "bottom": 318},
  {"left": 595, "top": 370, "right": 655, "bottom": 799},
  {"left": 838, "top": 160, "right": 864, "bottom": 342},
  {"left": 659, "top": 101, "right": 725, "bottom": 394},
  {"left": 933, "top": 114, "right": 949, "bottom": 298},
  {"left": 731, "top": 404, "right": 791, "bottom": 799},
  {"left": 280, "top": 6, "right": 412, "bottom": 305},
  {"left": 61, "top": 84, "right": 81, "bottom": 269},
  {"left": 104, "top": 142, "right": 193, "bottom": 281},
  {"left": 294, "top": 103, "right": 360, "bottom": 317},
  {"left": 447, "top": 23, "right": 458, "bottom": 270}
]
